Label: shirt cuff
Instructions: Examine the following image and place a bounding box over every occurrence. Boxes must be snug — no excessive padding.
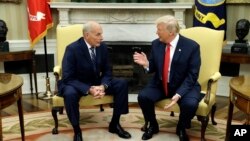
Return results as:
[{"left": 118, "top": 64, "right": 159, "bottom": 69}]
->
[
  {"left": 102, "top": 84, "right": 108, "bottom": 90},
  {"left": 175, "top": 93, "right": 181, "bottom": 99}
]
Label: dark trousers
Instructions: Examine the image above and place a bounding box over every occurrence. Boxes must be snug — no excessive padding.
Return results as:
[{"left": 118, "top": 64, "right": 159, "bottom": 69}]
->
[
  {"left": 62, "top": 78, "right": 129, "bottom": 127},
  {"left": 137, "top": 85, "right": 200, "bottom": 129}
]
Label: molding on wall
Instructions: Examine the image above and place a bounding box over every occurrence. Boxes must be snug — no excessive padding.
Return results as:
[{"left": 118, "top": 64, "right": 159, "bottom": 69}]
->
[{"left": 8, "top": 39, "right": 56, "bottom": 54}]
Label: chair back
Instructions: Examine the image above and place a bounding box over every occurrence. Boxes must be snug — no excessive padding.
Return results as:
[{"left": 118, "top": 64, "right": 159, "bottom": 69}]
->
[
  {"left": 56, "top": 24, "right": 83, "bottom": 67},
  {"left": 180, "top": 27, "right": 224, "bottom": 94}
]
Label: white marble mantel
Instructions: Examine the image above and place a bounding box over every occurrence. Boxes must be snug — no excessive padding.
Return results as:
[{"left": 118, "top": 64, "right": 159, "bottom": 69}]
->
[
  {"left": 50, "top": 2, "right": 193, "bottom": 27},
  {"left": 50, "top": 2, "right": 193, "bottom": 42}
]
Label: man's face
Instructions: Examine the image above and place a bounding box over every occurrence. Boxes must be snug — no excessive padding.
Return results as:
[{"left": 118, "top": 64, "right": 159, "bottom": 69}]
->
[
  {"left": 85, "top": 25, "right": 103, "bottom": 47},
  {"left": 156, "top": 23, "right": 171, "bottom": 43}
]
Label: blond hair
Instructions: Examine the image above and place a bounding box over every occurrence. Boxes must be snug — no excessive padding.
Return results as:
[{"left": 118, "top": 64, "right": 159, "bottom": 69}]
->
[{"left": 155, "top": 15, "right": 180, "bottom": 34}]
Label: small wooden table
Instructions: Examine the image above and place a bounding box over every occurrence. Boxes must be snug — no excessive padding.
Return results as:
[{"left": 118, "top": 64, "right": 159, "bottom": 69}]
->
[
  {"left": 221, "top": 49, "right": 250, "bottom": 64},
  {"left": 0, "top": 50, "right": 38, "bottom": 98},
  {"left": 0, "top": 73, "right": 25, "bottom": 141},
  {"left": 225, "top": 75, "right": 250, "bottom": 140}
]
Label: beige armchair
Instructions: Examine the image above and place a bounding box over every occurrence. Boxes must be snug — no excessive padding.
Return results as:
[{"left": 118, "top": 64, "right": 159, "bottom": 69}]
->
[
  {"left": 51, "top": 24, "right": 113, "bottom": 134},
  {"left": 142, "top": 27, "right": 224, "bottom": 141}
]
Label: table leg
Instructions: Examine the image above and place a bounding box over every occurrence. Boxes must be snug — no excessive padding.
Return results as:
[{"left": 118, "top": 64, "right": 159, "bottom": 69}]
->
[
  {"left": 17, "top": 97, "right": 25, "bottom": 141},
  {"left": 0, "top": 110, "right": 2, "bottom": 141},
  {"left": 32, "top": 54, "right": 38, "bottom": 99},
  {"left": 34, "top": 70, "right": 38, "bottom": 99},
  {"left": 225, "top": 99, "right": 234, "bottom": 141},
  {"left": 245, "top": 114, "right": 250, "bottom": 125},
  {"left": 29, "top": 72, "right": 33, "bottom": 95}
]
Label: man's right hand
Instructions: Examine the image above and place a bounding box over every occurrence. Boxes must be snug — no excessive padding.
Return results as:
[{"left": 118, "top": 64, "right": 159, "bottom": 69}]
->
[{"left": 133, "top": 52, "right": 149, "bottom": 68}]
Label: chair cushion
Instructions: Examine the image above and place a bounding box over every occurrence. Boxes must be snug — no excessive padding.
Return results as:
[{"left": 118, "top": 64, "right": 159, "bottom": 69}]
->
[{"left": 52, "top": 95, "right": 113, "bottom": 107}]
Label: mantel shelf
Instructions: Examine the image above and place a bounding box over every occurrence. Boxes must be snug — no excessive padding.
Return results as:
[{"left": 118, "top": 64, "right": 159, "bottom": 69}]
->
[
  {"left": 50, "top": 2, "right": 193, "bottom": 42},
  {"left": 50, "top": 2, "right": 193, "bottom": 9}
]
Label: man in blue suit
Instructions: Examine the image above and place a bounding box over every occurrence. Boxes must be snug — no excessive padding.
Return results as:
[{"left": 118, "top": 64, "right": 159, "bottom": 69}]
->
[
  {"left": 133, "top": 15, "right": 201, "bottom": 141},
  {"left": 58, "top": 21, "right": 131, "bottom": 141}
]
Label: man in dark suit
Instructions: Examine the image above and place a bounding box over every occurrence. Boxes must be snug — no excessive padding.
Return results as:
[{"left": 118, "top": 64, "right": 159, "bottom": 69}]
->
[
  {"left": 133, "top": 15, "right": 201, "bottom": 141},
  {"left": 58, "top": 21, "right": 131, "bottom": 141}
]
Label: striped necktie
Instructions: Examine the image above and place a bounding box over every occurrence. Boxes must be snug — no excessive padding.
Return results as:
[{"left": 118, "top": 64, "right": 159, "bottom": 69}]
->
[{"left": 90, "top": 47, "right": 96, "bottom": 71}]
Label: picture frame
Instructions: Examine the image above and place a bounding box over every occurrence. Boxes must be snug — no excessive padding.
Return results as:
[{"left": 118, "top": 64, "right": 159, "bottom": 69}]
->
[
  {"left": 0, "top": 0, "right": 22, "bottom": 4},
  {"left": 226, "top": 0, "right": 250, "bottom": 4}
]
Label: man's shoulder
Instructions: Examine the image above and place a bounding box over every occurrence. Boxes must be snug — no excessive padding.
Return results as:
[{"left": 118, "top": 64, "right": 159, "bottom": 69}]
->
[
  {"left": 179, "top": 35, "right": 199, "bottom": 46},
  {"left": 151, "top": 38, "right": 162, "bottom": 46},
  {"left": 67, "top": 37, "right": 84, "bottom": 48},
  {"left": 152, "top": 38, "right": 160, "bottom": 43}
]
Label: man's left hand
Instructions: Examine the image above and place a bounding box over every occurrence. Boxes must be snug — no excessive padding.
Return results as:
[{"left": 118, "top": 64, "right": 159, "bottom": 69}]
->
[{"left": 164, "top": 94, "right": 180, "bottom": 110}]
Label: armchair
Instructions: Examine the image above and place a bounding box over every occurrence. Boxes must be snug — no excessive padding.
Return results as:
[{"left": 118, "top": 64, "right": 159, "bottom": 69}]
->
[
  {"left": 51, "top": 24, "right": 113, "bottom": 134},
  {"left": 143, "top": 27, "right": 224, "bottom": 141}
]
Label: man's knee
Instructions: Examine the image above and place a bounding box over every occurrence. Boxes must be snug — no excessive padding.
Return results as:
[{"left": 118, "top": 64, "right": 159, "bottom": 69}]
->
[
  {"left": 118, "top": 78, "right": 128, "bottom": 87},
  {"left": 137, "top": 91, "right": 149, "bottom": 102},
  {"left": 181, "top": 98, "right": 199, "bottom": 110},
  {"left": 63, "top": 85, "right": 79, "bottom": 99},
  {"left": 112, "top": 78, "right": 128, "bottom": 89}
]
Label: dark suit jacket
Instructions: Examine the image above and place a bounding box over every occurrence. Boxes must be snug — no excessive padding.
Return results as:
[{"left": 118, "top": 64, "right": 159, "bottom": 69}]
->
[
  {"left": 148, "top": 35, "right": 201, "bottom": 99},
  {"left": 58, "top": 37, "right": 112, "bottom": 96}
]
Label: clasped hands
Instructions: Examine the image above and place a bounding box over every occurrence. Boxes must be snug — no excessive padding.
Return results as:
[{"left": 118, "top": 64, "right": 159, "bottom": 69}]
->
[
  {"left": 133, "top": 51, "right": 180, "bottom": 111},
  {"left": 88, "top": 85, "right": 106, "bottom": 99}
]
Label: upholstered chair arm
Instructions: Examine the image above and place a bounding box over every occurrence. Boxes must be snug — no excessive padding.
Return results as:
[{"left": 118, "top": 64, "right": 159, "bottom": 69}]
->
[
  {"left": 209, "top": 72, "right": 221, "bottom": 82},
  {"left": 53, "top": 65, "right": 62, "bottom": 95},
  {"left": 204, "top": 72, "right": 221, "bottom": 104},
  {"left": 53, "top": 66, "right": 62, "bottom": 76}
]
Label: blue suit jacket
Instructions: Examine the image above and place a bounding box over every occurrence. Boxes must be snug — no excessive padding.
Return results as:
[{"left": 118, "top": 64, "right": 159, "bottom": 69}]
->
[
  {"left": 58, "top": 37, "right": 112, "bottom": 96},
  {"left": 148, "top": 35, "right": 201, "bottom": 98}
]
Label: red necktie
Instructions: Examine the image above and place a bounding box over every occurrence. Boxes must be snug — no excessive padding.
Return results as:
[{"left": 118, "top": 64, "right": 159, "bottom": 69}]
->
[{"left": 162, "top": 43, "right": 171, "bottom": 96}]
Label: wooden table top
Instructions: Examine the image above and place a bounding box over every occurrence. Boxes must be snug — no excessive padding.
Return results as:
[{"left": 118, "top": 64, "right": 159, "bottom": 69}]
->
[
  {"left": 230, "top": 75, "right": 250, "bottom": 100},
  {"left": 0, "top": 73, "right": 23, "bottom": 96}
]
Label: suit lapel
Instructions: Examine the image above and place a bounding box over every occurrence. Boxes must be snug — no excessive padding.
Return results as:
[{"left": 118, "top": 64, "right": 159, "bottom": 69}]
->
[
  {"left": 157, "top": 42, "right": 166, "bottom": 79},
  {"left": 169, "top": 36, "right": 184, "bottom": 81},
  {"left": 95, "top": 47, "right": 100, "bottom": 63},
  {"left": 80, "top": 38, "right": 94, "bottom": 66},
  {"left": 153, "top": 41, "right": 166, "bottom": 79}
]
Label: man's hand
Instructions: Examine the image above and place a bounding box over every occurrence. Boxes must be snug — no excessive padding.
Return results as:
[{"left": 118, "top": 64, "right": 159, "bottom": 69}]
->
[
  {"left": 133, "top": 52, "right": 149, "bottom": 68},
  {"left": 164, "top": 94, "right": 180, "bottom": 110},
  {"left": 88, "top": 85, "right": 106, "bottom": 99}
]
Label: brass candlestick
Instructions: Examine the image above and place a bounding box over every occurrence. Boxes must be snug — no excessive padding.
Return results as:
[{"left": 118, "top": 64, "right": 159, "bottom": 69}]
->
[{"left": 39, "top": 77, "right": 53, "bottom": 100}]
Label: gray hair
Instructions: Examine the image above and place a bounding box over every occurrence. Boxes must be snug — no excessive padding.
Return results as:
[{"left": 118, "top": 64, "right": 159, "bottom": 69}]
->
[
  {"left": 82, "top": 22, "right": 93, "bottom": 34},
  {"left": 155, "top": 15, "right": 180, "bottom": 34},
  {"left": 82, "top": 21, "right": 101, "bottom": 34}
]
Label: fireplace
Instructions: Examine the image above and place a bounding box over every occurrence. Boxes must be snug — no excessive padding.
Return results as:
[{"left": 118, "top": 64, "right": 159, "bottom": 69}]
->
[{"left": 106, "top": 41, "right": 152, "bottom": 94}]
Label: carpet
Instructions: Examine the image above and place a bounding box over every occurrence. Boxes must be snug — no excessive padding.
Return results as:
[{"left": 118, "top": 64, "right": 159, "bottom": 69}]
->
[{"left": 2, "top": 108, "right": 241, "bottom": 141}]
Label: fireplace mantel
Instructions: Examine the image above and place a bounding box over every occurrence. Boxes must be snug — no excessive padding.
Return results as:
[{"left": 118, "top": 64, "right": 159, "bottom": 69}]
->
[
  {"left": 50, "top": 2, "right": 193, "bottom": 44},
  {"left": 50, "top": 2, "right": 193, "bottom": 28}
]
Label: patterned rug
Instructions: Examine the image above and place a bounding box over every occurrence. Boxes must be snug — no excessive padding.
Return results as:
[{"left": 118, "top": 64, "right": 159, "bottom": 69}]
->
[{"left": 2, "top": 108, "right": 241, "bottom": 141}]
